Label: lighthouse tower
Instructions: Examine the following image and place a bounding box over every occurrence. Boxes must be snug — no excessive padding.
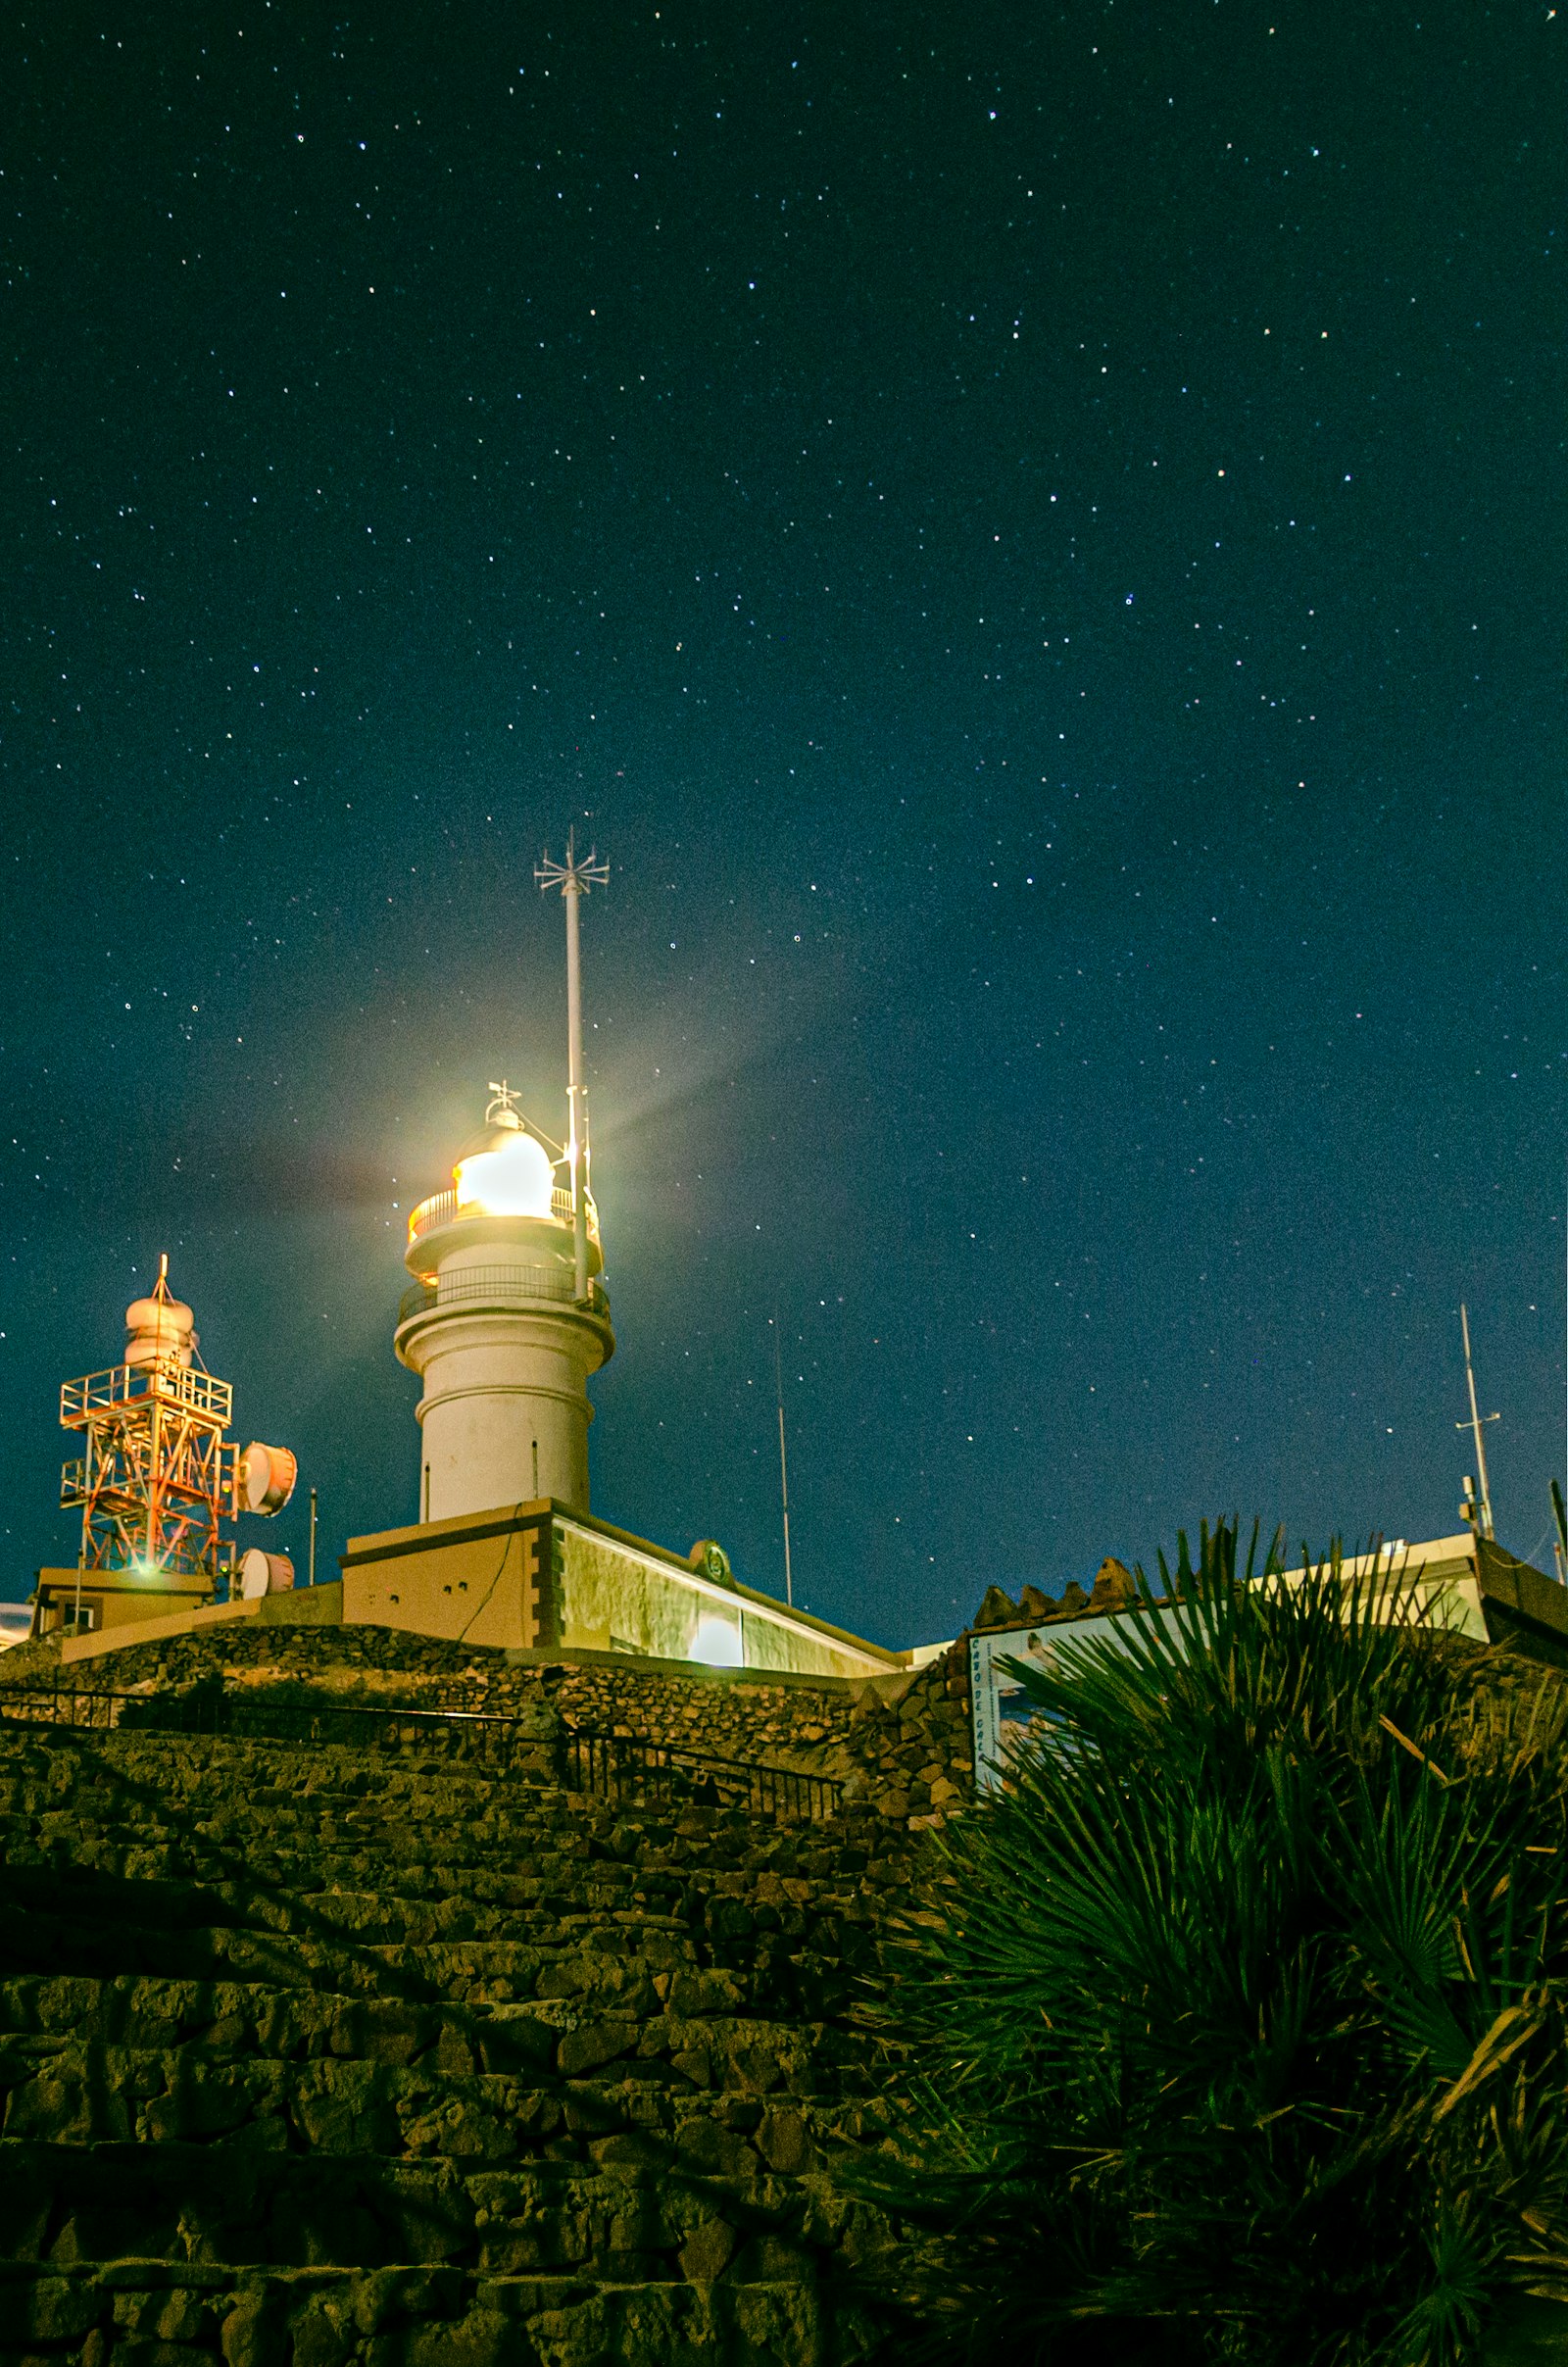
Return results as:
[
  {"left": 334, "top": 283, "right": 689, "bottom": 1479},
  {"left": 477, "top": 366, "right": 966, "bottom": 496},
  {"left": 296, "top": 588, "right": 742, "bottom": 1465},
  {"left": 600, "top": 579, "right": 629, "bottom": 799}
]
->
[
  {"left": 394, "top": 835, "right": 613, "bottom": 1523},
  {"left": 395, "top": 1089, "right": 613, "bottom": 1519}
]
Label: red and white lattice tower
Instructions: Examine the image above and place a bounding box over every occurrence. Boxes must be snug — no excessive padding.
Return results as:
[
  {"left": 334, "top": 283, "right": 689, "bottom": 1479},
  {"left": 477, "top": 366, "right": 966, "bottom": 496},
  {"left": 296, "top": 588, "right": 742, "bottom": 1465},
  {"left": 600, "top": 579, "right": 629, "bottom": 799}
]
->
[{"left": 59, "top": 1257, "right": 297, "bottom": 1598}]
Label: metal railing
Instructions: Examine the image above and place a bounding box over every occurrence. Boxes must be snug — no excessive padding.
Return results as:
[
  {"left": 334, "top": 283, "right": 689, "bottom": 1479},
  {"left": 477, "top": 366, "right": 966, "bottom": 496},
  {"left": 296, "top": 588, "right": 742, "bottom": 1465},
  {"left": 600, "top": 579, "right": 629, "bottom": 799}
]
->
[
  {"left": 61, "top": 1359, "right": 233, "bottom": 1429},
  {"left": 406, "top": 1187, "right": 601, "bottom": 1251},
  {"left": 565, "top": 1730, "right": 841, "bottom": 1822},
  {"left": 0, "top": 1685, "right": 843, "bottom": 1821},
  {"left": 396, "top": 1267, "right": 610, "bottom": 1327},
  {"left": 0, "top": 1685, "right": 550, "bottom": 1763},
  {"left": 0, "top": 1686, "right": 125, "bottom": 1731}
]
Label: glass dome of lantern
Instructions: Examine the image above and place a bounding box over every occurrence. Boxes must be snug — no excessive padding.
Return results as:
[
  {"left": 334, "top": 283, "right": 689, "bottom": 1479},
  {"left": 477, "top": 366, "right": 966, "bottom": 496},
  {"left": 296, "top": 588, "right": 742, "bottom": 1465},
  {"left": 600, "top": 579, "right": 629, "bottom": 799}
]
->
[{"left": 452, "top": 1086, "right": 557, "bottom": 1220}]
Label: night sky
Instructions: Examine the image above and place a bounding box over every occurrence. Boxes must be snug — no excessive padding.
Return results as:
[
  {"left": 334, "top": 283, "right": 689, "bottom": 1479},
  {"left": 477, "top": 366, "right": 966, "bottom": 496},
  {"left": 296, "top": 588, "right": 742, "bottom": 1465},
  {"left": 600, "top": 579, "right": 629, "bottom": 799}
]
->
[{"left": 3, "top": 2, "right": 1565, "bottom": 1648}]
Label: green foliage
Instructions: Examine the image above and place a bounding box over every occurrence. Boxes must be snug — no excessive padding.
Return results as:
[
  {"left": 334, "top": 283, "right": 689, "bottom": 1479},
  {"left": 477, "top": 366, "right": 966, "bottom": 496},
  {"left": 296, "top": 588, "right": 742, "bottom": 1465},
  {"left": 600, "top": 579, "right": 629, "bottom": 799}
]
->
[{"left": 859, "top": 1521, "right": 1568, "bottom": 2366}]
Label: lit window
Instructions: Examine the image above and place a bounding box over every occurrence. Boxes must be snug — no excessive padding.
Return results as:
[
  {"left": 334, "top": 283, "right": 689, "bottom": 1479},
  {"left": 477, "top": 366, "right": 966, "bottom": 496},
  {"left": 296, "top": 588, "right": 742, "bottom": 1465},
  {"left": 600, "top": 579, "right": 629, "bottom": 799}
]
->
[{"left": 691, "top": 1614, "right": 742, "bottom": 1667}]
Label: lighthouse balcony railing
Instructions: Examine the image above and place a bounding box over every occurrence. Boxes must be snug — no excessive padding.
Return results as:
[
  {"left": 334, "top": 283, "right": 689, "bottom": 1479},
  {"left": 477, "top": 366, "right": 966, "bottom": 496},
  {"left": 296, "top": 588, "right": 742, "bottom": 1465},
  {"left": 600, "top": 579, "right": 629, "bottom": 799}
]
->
[
  {"left": 61, "top": 1359, "right": 233, "bottom": 1430},
  {"left": 397, "top": 1267, "right": 610, "bottom": 1327},
  {"left": 406, "top": 1186, "right": 601, "bottom": 1252}
]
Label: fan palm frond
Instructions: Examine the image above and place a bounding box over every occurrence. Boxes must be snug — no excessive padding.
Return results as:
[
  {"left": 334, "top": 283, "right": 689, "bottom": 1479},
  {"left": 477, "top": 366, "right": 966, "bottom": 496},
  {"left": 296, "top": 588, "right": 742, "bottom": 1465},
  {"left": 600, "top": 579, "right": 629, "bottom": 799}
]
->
[{"left": 854, "top": 1518, "right": 1568, "bottom": 2366}]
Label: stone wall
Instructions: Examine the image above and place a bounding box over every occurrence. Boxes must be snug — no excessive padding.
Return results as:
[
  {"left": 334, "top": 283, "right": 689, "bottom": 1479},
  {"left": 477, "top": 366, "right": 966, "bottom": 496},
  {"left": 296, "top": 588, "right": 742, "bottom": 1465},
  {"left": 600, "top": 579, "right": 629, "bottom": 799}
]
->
[
  {"left": 0, "top": 1715, "right": 917, "bottom": 2362},
  {"left": 840, "top": 1650, "right": 972, "bottom": 1826},
  {"left": 0, "top": 1623, "right": 979, "bottom": 1830}
]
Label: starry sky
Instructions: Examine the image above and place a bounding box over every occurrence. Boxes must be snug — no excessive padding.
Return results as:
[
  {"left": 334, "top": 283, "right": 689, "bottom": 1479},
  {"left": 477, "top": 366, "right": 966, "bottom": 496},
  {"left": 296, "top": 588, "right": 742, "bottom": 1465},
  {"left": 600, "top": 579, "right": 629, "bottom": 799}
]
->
[{"left": 3, "top": 1, "right": 1565, "bottom": 1646}]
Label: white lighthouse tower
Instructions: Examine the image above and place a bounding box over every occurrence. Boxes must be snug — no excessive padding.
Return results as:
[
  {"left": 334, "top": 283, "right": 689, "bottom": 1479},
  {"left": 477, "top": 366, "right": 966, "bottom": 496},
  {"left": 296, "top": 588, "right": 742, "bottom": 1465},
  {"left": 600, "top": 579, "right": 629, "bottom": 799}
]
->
[{"left": 394, "top": 837, "right": 613, "bottom": 1521}]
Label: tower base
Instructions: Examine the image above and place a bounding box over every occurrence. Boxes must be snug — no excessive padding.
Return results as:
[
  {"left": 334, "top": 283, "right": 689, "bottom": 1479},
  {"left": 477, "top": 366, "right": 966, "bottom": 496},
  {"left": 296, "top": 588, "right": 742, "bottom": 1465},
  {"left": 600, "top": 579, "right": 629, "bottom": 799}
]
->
[{"left": 338, "top": 1502, "right": 897, "bottom": 1677}]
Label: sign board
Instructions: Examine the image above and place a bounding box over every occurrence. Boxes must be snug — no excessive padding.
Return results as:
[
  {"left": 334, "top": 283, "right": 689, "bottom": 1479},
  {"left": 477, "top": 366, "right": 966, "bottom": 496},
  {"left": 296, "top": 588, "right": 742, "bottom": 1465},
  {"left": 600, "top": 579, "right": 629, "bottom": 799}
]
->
[{"left": 968, "top": 1607, "right": 1183, "bottom": 1794}]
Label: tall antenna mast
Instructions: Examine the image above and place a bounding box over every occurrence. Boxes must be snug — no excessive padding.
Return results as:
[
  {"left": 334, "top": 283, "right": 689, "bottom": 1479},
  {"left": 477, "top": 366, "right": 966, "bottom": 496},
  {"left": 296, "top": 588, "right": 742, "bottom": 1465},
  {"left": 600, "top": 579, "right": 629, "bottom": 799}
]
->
[
  {"left": 536, "top": 828, "right": 609, "bottom": 1304},
  {"left": 773, "top": 1313, "right": 794, "bottom": 1607},
  {"left": 1456, "top": 1302, "right": 1499, "bottom": 1543}
]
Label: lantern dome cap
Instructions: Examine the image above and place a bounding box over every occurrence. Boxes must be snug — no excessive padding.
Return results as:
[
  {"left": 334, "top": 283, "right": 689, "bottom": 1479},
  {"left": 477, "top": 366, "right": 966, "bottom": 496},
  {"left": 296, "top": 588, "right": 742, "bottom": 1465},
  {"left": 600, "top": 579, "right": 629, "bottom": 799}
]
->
[{"left": 454, "top": 1117, "right": 556, "bottom": 1220}]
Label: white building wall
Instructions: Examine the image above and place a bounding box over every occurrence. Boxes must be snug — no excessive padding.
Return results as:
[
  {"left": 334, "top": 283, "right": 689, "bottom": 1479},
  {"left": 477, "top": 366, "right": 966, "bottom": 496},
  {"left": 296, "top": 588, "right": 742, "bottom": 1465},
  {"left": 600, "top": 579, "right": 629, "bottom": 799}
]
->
[
  {"left": 555, "top": 1517, "right": 894, "bottom": 1677},
  {"left": 408, "top": 1306, "right": 598, "bottom": 1520}
]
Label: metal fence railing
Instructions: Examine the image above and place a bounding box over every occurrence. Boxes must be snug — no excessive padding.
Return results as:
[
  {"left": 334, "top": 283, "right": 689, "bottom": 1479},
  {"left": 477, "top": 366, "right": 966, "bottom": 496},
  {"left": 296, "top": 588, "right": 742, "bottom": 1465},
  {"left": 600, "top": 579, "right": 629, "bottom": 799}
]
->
[
  {"left": 565, "top": 1729, "right": 841, "bottom": 1822},
  {"left": 0, "top": 1684, "right": 124, "bottom": 1731},
  {"left": 0, "top": 1685, "right": 843, "bottom": 1821},
  {"left": 61, "top": 1358, "right": 232, "bottom": 1426},
  {"left": 406, "top": 1187, "right": 602, "bottom": 1251},
  {"left": 396, "top": 1268, "right": 610, "bottom": 1327},
  {"left": 0, "top": 1684, "right": 545, "bottom": 1765}
]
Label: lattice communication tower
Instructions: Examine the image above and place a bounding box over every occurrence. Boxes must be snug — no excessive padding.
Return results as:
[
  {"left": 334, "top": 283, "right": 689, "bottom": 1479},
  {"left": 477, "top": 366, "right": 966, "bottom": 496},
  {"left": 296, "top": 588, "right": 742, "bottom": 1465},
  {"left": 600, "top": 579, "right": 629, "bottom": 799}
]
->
[{"left": 59, "top": 1258, "right": 294, "bottom": 1585}]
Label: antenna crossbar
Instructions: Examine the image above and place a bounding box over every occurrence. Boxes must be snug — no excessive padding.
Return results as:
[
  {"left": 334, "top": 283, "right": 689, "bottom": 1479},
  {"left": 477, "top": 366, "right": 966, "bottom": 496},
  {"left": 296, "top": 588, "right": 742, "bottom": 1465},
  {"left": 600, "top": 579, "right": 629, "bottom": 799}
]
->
[{"left": 535, "top": 826, "right": 609, "bottom": 898}]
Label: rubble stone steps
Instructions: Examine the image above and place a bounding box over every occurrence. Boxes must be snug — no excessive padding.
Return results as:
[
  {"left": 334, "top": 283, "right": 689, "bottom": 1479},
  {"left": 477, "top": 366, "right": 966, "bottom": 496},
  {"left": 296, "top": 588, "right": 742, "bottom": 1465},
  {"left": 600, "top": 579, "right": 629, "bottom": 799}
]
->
[
  {"left": 0, "top": 2130, "right": 865, "bottom": 2266},
  {"left": 0, "top": 1862, "right": 873, "bottom": 1960},
  {"left": 0, "top": 1880, "right": 871, "bottom": 2030},
  {"left": 0, "top": 1721, "right": 901, "bottom": 2362},
  {"left": 0, "top": 2256, "right": 877, "bottom": 2367},
  {"left": 0, "top": 1978, "right": 854, "bottom": 2085},
  {"left": 0, "top": 1737, "right": 882, "bottom": 1882},
  {"left": 0, "top": 2035, "right": 861, "bottom": 2161},
  {"left": 0, "top": 1974, "right": 858, "bottom": 2084},
  {"left": 0, "top": 1888, "right": 875, "bottom": 1990}
]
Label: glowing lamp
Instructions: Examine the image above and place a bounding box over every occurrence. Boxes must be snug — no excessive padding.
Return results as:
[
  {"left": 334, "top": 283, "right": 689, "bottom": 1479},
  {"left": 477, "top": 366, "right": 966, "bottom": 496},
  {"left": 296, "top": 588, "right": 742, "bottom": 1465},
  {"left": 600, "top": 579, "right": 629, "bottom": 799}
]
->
[
  {"left": 454, "top": 1129, "right": 555, "bottom": 1219},
  {"left": 691, "top": 1613, "right": 743, "bottom": 1668}
]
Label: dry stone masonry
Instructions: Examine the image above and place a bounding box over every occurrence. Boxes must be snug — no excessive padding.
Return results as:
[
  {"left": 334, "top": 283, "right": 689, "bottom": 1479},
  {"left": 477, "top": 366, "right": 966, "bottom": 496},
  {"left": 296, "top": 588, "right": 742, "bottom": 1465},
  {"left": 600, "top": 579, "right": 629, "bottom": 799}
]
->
[
  {"left": 0, "top": 1621, "right": 977, "bottom": 2365},
  {"left": 1, "top": 1623, "right": 977, "bottom": 1833}
]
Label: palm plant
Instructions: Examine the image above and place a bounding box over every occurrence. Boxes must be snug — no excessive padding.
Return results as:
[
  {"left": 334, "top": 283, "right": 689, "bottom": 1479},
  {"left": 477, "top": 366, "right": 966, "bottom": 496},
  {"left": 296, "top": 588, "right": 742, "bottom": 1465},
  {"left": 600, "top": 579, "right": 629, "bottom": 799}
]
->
[{"left": 858, "top": 1521, "right": 1568, "bottom": 2366}]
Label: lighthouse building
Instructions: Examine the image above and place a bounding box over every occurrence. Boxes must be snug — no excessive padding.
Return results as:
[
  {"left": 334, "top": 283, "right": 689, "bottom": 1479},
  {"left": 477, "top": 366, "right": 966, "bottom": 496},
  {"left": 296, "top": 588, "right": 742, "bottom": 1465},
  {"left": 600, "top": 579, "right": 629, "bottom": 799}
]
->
[
  {"left": 36, "top": 845, "right": 906, "bottom": 1682},
  {"left": 395, "top": 1088, "right": 613, "bottom": 1524},
  {"left": 332, "top": 1070, "right": 894, "bottom": 1679}
]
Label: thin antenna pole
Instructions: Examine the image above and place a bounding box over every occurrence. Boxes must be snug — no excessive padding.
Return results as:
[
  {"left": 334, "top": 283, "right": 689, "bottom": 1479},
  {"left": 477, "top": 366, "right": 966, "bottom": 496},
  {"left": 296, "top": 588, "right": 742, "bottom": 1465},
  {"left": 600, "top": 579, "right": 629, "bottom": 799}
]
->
[
  {"left": 537, "top": 829, "right": 609, "bottom": 1306},
  {"left": 1556, "top": 1166, "right": 1568, "bottom": 1581},
  {"left": 564, "top": 879, "right": 587, "bottom": 1303},
  {"left": 309, "top": 1486, "right": 318, "bottom": 1588},
  {"left": 773, "top": 1315, "right": 794, "bottom": 1608},
  {"left": 1458, "top": 1303, "right": 1499, "bottom": 1542}
]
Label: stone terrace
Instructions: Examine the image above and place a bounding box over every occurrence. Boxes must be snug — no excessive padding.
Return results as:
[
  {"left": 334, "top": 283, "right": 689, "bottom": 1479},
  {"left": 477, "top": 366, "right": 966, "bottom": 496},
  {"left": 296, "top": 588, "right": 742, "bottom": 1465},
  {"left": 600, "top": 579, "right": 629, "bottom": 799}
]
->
[
  {"left": 0, "top": 1629, "right": 956, "bottom": 2365},
  {"left": 3, "top": 1621, "right": 977, "bottom": 1829}
]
